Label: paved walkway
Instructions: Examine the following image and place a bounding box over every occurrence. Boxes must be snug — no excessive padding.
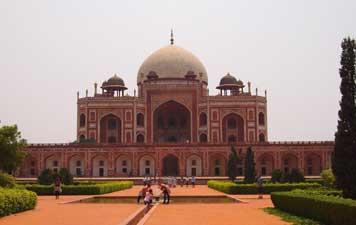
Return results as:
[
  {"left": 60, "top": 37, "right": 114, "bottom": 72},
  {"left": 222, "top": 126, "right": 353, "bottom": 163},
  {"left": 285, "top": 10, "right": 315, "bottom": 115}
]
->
[
  {"left": 0, "top": 186, "right": 289, "bottom": 225},
  {"left": 0, "top": 195, "right": 140, "bottom": 225}
]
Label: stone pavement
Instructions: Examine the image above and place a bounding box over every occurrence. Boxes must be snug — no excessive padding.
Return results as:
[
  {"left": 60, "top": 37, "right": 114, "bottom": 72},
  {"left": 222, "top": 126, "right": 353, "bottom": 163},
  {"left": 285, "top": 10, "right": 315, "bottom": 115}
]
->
[
  {"left": 0, "top": 185, "right": 289, "bottom": 225},
  {"left": 0, "top": 195, "right": 140, "bottom": 225}
]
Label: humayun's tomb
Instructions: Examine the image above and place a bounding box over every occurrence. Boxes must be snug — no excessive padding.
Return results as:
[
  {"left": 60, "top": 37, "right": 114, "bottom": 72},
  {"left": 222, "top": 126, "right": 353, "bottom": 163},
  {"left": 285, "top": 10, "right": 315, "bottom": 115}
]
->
[{"left": 18, "top": 34, "right": 334, "bottom": 178}]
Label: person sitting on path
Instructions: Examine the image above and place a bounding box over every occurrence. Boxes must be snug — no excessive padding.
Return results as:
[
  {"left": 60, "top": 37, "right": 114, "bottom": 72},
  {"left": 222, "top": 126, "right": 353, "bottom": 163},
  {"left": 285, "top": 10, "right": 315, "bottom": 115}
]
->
[
  {"left": 257, "top": 176, "right": 264, "bottom": 199},
  {"left": 160, "top": 183, "right": 171, "bottom": 204},
  {"left": 144, "top": 189, "right": 154, "bottom": 209},
  {"left": 137, "top": 184, "right": 150, "bottom": 204}
]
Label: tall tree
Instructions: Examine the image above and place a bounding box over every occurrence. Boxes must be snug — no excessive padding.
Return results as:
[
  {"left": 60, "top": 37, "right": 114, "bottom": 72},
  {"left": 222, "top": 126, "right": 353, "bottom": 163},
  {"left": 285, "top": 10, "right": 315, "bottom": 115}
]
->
[
  {"left": 332, "top": 37, "right": 356, "bottom": 199},
  {"left": 0, "top": 125, "right": 26, "bottom": 173},
  {"left": 227, "top": 145, "right": 238, "bottom": 181},
  {"left": 244, "top": 146, "right": 256, "bottom": 184}
]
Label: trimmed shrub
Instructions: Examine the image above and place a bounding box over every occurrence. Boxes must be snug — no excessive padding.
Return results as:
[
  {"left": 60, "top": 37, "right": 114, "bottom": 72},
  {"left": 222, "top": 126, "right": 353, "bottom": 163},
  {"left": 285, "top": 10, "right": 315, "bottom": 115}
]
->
[
  {"left": 320, "top": 169, "right": 335, "bottom": 188},
  {"left": 207, "top": 180, "right": 321, "bottom": 194},
  {"left": 271, "top": 169, "right": 283, "bottom": 183},
  {"left": 0, "top": 173, "right": 16, "bottom": 188},
  {"left": 24, "top": 181, "right": 133, "bottom": 195},
  {"left": 58, "top": 168, "right": 73, "bottom": 185},
  {"left": 37, "top": 169, "right": 54, "bottom": 185},
  {"left": 0, "top": 188, "right": 37, "bottom": 217},
  {"left": 288, "top": 169, "right": 305, "bottom": 183},
  {"left": 271, "top": 191, "right": 356, "bottom": 225}
]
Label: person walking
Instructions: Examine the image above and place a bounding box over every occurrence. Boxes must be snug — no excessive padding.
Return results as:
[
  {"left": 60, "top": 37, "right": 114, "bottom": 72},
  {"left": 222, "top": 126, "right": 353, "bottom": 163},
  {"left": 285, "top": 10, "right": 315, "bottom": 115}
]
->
[
  {"left": 53, "top": 177, "right": 61, "bottom": 200},
  {"left": 160, "top": 183, "right": 171, "bottom": 204},
  {"left": 257, "top": 176, "right": 264, "bottom": 199},
  {"left": 180, "top": 176, "right": 184, "bottom": 187},
  {"left": 191, "top": 176, "right": 196, "bottom": 188}
]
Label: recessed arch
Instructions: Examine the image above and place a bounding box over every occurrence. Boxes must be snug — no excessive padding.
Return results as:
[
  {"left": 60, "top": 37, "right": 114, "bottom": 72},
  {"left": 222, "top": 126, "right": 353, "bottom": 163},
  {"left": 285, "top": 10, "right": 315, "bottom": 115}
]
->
[
  {"left": 139, "top": 155, "right": 155, "bottom": 176},
  {"left": 199, "top": 133, "right": 207, "bottom": 143},
  {"left": 100, "top": 114, "right": 122, "bottom": 143},
  {"left": 136, "top": 134, "right": 145, "bottom": 143},
  {"left": 257, "top": 153, "right": 274, "bottom": 176},
  {"left": 258, "top": 112, "right": 265, "bottom": 125},
  {"left": 91, "top": 154, "right": 108, "bottom": 177},
  {"left": 45, "top": 154, "right": 61, "bottom": 173},
  {"left": 68, "top": 154, "right": 84, "bottom": 177},
  {"left": 136, "top": 113, "right": 144, "bottom": 127},
  {"left": 209, "top": 153, "right": 227, "bottom": 176},
  {"left": 186, "top": 154, "right": 202, "bottom": 176},
  {"left": 153, "top": 100, "right": 191, "bottom": 143},
  {"left": 116, "top": 155, "right": 132, "bottom": 176},
  {"left": 162, "top": 154, "right": 179, "bottom": 176},
  {"left": 304, "top": 153, "right": 322, "bottom": 175},
  {"left": 281, "top": 153, "right": 298, "bottom": 173},
  {"left": 259, "top": 133, "right": 265, "bottom": 142},
  {"left": 222, "top": 113, "right": 244, "bottom": 142},
  {"left": 199, "top": 112, "right": 207, "bottom": 127},
  {"left": 80, "top": 114, "right": 86, "bottom": 127}
]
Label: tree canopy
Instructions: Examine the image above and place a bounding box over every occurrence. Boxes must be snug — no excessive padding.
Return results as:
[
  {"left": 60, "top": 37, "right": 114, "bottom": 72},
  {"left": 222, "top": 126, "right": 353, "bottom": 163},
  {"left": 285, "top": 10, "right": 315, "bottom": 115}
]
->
[
  {"left": 332, "top": 37, "right": 356, "bottom": 199},
  {"left": 0, "top": 125, "right": 27, "bottom": 173},
  {"left": 227, "top": 145, "right": 239, "bottom": 181}
]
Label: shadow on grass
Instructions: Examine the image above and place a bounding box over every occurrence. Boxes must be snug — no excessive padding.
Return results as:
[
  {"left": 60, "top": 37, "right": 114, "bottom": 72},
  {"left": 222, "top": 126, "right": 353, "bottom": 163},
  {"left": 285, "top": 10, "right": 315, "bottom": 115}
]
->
[{"left": 263, "top": 207, "right": 324, "bottom": 225}]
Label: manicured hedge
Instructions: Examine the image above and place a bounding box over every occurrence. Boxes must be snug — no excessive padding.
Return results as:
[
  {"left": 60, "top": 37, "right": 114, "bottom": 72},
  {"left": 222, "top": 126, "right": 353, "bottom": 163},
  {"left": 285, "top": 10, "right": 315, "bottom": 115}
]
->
[
  {"left": 207, "top": 180, "right": 321, "bottom": 194},
  {"left": 0, "top": 188, "right": 37, "bottom": 217},
  {"left": 271, "top": 191, "right": 356, "bottom": 225},
  {"left": 24, "top": 181, "right": 133, "bottom": 195}
]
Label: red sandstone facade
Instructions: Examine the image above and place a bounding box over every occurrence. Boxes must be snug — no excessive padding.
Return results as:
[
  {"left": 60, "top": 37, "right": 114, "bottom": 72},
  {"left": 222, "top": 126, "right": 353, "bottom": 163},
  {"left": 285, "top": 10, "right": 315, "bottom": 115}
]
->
[{"left": 19, "top": 38, "right": 334, "bottom": 178}]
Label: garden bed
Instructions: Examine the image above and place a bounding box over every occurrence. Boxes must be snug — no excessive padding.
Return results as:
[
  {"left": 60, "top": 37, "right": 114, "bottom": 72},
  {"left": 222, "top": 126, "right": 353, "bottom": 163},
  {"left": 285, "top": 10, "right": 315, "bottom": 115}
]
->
[
  {"left": 271, "top": 191, "right": 356, "bottom": 225},
  {"left": 23, "top": 181, "right": 133, "bottom": 195},
  {"left": 207, "top": 180, "right": 321, "bottom": 194},
  {"left": 0, "top": 188, "right": 37, "bottom": 217}
]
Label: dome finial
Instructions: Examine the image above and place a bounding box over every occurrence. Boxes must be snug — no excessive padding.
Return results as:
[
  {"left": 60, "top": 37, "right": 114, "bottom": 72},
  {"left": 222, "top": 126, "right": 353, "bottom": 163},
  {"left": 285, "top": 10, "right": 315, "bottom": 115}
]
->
[{"left": 170, "top": 29, "right": 174, "bottom": 45}]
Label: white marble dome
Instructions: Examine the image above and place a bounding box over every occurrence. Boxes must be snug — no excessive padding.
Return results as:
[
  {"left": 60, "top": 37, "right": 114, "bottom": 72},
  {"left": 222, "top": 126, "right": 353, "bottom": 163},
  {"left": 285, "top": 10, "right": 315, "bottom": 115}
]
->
[{"left": 137, "top": 44, "right": 208, "bottom": 84}]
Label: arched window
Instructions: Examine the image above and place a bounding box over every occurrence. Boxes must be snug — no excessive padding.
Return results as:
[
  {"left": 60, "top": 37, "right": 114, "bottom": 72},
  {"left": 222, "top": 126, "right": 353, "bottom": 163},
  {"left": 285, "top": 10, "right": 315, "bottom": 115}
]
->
[
  {"left": 259, "top": 133, "right": 265, "bottom": 142},
  {"left": 80, "top": 114, "right": 86, "bottom": 127},
  {"left": 137, "top": 134, "right": 144, "bottom": 143},
  {"left": 108, "top": 136, "right": 116, "bottom": 143},
  {"left": 258, "top": 112, "right": 265, "bottom": 125},
  {"left": 199, "top": 113, "right": 207, "bottom": 127},
  {"left": 228, "top": 118, "right": 236, "bottom": 129},
  {"left": 137, "top": 113, "right": 144, "bottom": 127},
  {"left": 228, "top": 135, "right": 236, "bottom": 143},
  {"left": 199, "top": 133, "right": 207, "bottom": 143},
  {"left": 79, "top": 135, "right": 85, "bottom": 142}
]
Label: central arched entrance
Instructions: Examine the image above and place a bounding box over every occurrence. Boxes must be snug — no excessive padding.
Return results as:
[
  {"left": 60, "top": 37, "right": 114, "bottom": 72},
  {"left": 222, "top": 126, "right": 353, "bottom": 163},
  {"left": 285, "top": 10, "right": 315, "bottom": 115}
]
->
[
  {"left": 162, "top": 154, "right": 179, "bottom": 176},
  {"left": 153, "top": 101, "right": 191, "bottom": 143}
]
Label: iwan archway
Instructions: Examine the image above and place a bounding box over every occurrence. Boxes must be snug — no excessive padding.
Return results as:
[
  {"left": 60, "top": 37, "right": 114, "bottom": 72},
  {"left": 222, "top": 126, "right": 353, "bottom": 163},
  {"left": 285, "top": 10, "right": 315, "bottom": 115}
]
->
[
  {"left": 162, "top": 154, "right": 179, "bottom": 176},
  {"left": 153, "top": 100, "right": 191, "bottom": 143}
]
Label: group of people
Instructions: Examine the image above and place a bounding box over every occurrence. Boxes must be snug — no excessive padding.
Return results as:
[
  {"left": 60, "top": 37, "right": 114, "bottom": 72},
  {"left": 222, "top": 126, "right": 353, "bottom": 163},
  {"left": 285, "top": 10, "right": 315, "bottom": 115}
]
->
[
  {"left": 141, "top": 175, "right": 196, "bottom": 188},
  {"left": 137, "top": 183, "right": 171, "bottom": 209}
]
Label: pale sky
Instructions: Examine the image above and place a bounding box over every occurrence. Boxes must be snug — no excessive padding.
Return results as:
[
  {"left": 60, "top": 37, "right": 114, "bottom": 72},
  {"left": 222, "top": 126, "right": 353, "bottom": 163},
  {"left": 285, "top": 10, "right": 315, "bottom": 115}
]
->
[{"left": 0, "top": 0, "right": 355, "bottom": 143}]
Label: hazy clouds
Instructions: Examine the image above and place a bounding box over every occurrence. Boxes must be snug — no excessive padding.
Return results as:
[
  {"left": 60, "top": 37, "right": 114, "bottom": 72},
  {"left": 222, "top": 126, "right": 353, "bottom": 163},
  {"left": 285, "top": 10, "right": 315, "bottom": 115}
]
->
[{"left": 0, "top": 0, "right": 355, "bottom": 143}]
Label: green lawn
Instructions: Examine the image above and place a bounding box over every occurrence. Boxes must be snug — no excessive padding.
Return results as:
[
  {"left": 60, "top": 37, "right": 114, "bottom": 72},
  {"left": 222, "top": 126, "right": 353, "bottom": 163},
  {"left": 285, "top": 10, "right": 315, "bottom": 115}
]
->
[{"left": 263, "top": 207, "right": 323, "bottom": 225}]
